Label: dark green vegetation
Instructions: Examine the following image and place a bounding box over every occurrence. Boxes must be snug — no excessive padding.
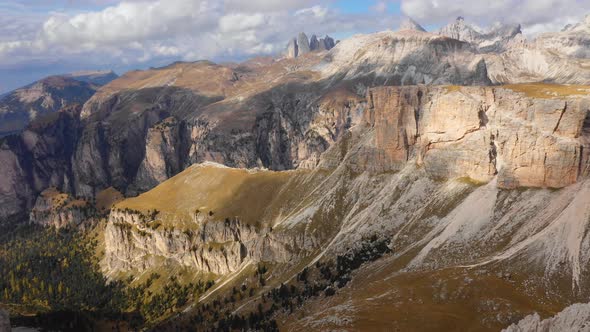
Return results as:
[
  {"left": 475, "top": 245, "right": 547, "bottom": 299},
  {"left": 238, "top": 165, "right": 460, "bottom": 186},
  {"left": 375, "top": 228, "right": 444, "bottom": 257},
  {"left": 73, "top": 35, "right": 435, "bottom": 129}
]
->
[
  {"left": 158, "top": 235, "right": 391, "bottom": 331},
  {"left": 0, "top": 224, "right": 213, "bottom": 331}
]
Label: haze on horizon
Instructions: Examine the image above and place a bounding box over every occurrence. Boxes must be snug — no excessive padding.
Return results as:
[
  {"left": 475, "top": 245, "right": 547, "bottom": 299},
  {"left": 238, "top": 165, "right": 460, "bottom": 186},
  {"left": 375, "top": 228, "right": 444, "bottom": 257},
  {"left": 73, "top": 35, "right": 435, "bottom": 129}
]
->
[{"left": 1, "top": 0, "right": 588, "bottom": 94}]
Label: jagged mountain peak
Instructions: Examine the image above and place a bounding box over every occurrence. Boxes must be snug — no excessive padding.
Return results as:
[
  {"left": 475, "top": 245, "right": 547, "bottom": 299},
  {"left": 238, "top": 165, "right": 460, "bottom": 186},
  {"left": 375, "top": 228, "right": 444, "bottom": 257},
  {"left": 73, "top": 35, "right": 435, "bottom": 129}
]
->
[
  {"left": 284, "top": 32, "right": 335, "bottom": 58},
  {"left": 439, "top": 16, "right": 524, "bottom": 52},
  {"left": 562, "top": 14, "right": 590, "bottom": 32},
  {"left": 439, "top": 16, "right": 483, "bottom": 43},
  {"left": 399, "top": 17, "right": 426, "bottom": 32}
]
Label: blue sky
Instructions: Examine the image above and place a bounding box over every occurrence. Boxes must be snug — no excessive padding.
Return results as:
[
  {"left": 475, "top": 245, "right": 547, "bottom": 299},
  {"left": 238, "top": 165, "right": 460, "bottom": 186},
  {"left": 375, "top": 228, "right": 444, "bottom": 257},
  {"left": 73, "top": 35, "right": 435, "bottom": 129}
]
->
[{"left": 0, "top": 0, "right": 588, "bottom": 93}]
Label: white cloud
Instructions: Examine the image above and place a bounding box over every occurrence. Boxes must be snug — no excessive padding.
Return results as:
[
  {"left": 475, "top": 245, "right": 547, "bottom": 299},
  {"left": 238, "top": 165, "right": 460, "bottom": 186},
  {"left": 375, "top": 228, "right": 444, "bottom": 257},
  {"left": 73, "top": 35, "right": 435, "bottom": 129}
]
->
[
  {"left": 400, "top": 0, "right": 590, "bottom": 35},
  {"left": 0, "top": 0, "right": 400, "bottom": 69},
  {"left": 3, "top": 0, "right": 588, "bottom": 75}
]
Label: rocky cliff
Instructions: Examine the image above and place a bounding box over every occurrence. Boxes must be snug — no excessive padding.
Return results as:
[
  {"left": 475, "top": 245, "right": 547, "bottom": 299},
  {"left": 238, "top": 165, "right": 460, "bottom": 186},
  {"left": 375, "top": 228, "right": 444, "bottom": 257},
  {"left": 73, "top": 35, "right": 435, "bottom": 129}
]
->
[
  {"left": 29, "top": 187, "right": 96, "bottom": 228},
  {"left": 363, "top": 85, "right": 590, "bottom": 188},
  {"left": 503, "top": 302, "right": 590, "bottom": 331},
  {"left": 101, "top": 163, "right": 323, "bottom": 277},
  {"left": 285, "top": 32, "right": 336, "bottom": 58},
  {"left": 0, "top": 105, "right": 81, "bottom": 224}
]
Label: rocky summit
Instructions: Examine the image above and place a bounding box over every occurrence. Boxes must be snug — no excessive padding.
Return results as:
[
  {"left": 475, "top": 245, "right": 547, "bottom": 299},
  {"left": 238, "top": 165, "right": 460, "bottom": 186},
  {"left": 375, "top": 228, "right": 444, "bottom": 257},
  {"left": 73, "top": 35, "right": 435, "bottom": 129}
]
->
[
  {"left": 2, "top": 9, "right": 590, "bottom": 332},
  {"left": 285, "top": 32, "right": 336, "bottom": 58}
]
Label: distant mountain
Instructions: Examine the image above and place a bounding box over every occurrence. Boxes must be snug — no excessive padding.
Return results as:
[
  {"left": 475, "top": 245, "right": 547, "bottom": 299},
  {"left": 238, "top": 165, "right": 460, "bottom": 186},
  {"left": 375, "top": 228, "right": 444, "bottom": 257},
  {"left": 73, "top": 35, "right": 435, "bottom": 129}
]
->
[
  {"left": 0, "top": 71, "right": 117, "bottom": 137},
  {"left": 285, "top": 32, "right": 336, "bottom": 58},
  {"left": 438, "top": 16, "right": 522, "bottom": 52},
  {"left": 535, "top": 14, "right": 590, "bottom": 58},
  {"left": 65, "top": 70, "right": 118, "bottom": 86}
]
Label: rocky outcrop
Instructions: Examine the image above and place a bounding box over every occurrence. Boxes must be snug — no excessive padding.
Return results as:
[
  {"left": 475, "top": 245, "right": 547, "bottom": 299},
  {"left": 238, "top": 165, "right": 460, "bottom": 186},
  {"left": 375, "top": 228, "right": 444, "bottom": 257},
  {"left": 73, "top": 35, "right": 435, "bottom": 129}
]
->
[
  {"left": 503, "top": 303, "right": 590, "bottom": 331},
  {"left": 285, "top": 32, "right": 336, "bottom": 58},
  {"left": 287, "top": 38, "right": 298, "bottom": 59},
  {"left": 297, "top": 33, "right": 311, "bottom": 55},
  {"left": 362, "top": 85, "right": 590, "bottom": 188},
  {"left": 103, "top": 208, "right": 294, "bottom": 276},
  {"left": 29, "top": 188, "right": 95, "bottom": 228}
]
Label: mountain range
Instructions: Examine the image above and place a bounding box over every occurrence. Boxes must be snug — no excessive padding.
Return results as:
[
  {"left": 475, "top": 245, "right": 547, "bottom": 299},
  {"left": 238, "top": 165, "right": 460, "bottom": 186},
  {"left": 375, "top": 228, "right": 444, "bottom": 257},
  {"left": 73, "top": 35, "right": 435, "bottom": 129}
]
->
[{"left": 2, "top": 15, "right": 590, "bottom": 331}]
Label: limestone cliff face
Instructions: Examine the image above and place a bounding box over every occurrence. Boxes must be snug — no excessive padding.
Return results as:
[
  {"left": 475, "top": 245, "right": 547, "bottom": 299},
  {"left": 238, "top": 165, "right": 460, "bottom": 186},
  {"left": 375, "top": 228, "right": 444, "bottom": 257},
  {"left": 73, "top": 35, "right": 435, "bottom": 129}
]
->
[
  {"left": 362, "top": 85, "right": 590, "bottom": 188},
  {"left": 103, "top": 209, "right": 296, "bottom": 276},
  {"left": 29, "top": 188, "right": 95, "bottom": 228},
  {"left": 503, "top": 302, "right": 590, "bottom": 331},
  {"left": 0, "top": 106, "right": 81, "bottom": 224}
]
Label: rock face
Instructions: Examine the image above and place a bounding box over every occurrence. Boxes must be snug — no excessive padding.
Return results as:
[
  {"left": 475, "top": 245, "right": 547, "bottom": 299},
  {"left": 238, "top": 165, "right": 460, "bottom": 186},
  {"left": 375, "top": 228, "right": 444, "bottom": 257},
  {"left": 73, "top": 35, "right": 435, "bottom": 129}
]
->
[
  {"left": 287, "top": 38, "right": 298, "bottom": 58},
  {"left": 321, "top": 30, "right": 492, "bottom": 86},
  {"left": 363, "top": 85, "right": 590, "bottom": 188},
  {"left": 29, "top": 188, "right": 95, "bottom": 228},
  {"left": 0, "top": 309, "right": 9, "bottom": 332},
  {"left": 297, "top": 32, "right": 311, "bottom": 55},
  {"left": 101, "top": 164, "right": 319, "bottom": 276},
  {"left": 0, "top": 105, "right": 82, "bottom": 224},
  {"left": 438, "top": 16, "right": 521, "bottom": 52},
  {"left": 105, "top": 209, "right": 255, "bottom": 275},
  {"left": 439, "top": 17, "right": 483, "bottom": 43},
  {"left": 284, "top": 32, "right": 336, "bottom": 58},
  {"left": 503, "top": 303, "right": 590, "bottom": 331}
]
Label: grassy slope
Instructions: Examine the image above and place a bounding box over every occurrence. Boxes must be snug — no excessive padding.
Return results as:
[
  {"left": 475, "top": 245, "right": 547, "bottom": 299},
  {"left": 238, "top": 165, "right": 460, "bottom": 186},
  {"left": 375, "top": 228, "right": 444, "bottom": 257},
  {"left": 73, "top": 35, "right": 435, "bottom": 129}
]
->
[{"left": 115, "top": 163, "right": 319, "bottom": 229}]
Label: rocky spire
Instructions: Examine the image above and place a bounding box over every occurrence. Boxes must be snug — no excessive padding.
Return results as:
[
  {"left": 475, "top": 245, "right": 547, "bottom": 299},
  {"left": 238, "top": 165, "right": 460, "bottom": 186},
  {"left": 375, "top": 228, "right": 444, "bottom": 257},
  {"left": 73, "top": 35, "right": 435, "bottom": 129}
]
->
[
  {"left": 309, "top": 35, "right": 320, "bottom": 51},
  {"left": 286, "top": 38, "right": 298, "bottom": 58},
  {"left": 438, "top": 16, "right": 482, "bottom": 44},
  {"left": 297, "top": 32, "right": 311, "bottom": 55},
  {"left": 322, "top": 35, "right": 336, "bottom": 50},
  {"left": 399, "top": 17, "right": 426, "bottom": 32},
  {"left": 285, "top": 33, "right": 336, "bottom": 58}
]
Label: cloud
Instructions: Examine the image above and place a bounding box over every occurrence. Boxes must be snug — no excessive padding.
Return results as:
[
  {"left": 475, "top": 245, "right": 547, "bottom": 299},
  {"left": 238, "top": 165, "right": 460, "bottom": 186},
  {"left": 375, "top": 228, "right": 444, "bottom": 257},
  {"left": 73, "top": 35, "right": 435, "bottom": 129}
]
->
[
  {"left": 0, "top": 0, "right": 399, "bottom": 70},
  {"left": 400, "top": 0, "right": 590, "bottom": 35},
  {"left": 2, "top": 0, "right": 588, "bottom": 84}
]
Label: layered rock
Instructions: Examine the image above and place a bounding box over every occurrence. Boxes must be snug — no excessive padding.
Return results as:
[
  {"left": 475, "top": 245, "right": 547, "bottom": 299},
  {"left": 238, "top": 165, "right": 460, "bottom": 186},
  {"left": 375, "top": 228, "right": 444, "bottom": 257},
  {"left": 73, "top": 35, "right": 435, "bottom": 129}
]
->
[
  {"left": 320, "top": 30, "right": 492, "bottom": 85},
  {"left": 104, "top": 209, "right": 259, "bottom": 275},
  {"left": 503, "top": 302, "right": 590, "bottom": 331},
  {"left": 101, "top": 164, "right": 320, "bottom": 276},
  {"left": 362, "top": 85, "right": 590, "bottom": 188}
]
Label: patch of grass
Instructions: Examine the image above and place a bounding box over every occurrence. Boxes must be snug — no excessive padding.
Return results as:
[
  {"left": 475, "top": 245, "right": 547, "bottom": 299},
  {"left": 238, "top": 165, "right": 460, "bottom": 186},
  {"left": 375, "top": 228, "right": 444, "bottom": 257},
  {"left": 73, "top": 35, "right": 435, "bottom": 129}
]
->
[{"left": 503, "top": 83, "right": 590, "bottom": 99}]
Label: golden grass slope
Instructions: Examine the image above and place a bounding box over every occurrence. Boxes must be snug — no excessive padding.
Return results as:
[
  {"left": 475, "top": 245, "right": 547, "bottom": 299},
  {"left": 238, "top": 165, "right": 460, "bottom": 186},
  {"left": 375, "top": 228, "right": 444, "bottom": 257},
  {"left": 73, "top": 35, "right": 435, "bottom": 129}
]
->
[{"left": 115, "top": 162, "right": 318, "bottom": 228}]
